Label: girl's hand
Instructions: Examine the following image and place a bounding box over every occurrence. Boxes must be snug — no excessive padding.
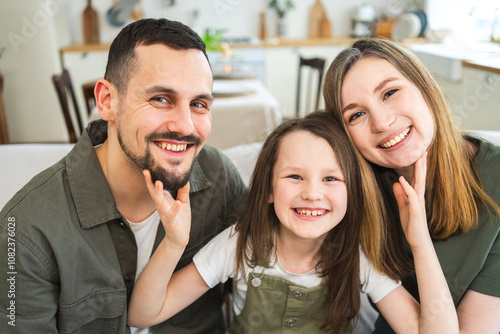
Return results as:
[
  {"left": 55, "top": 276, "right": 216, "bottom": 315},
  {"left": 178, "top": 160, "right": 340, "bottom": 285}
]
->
[
  {"left": 392, "top": 152, "right": 431, "bottom": 250},
  {"left": 143, "top": 170, "right": 191, "bottom": 249}
]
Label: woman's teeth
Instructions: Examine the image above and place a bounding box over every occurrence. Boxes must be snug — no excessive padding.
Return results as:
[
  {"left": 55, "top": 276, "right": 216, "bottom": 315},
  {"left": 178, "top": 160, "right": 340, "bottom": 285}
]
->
[
  {"left": 295, "top": 209, "right": 326, "bottom": 217},
  {"left": 380, "top": 127, "right": 411, "bottom": 148},
  {"left": 156, "top": 142, "right": 188, "bottom": 152}
]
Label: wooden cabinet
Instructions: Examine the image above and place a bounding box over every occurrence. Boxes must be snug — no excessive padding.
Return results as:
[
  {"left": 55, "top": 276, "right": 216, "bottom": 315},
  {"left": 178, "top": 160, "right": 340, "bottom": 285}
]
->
[
  {"left": 460, "top": 67, "right": 500, "bottom": 131},
  {"left": 431, "top": 67, "right": 500, "bottom": 131}
]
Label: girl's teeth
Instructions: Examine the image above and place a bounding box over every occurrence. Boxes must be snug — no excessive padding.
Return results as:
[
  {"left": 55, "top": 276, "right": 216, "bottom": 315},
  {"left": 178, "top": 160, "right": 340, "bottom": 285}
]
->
[{"left": 296, "top": 209, "right": 325, "bottom": 216}]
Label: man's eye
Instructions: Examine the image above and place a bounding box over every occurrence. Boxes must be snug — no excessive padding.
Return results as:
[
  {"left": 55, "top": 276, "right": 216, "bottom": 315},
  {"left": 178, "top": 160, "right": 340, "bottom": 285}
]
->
[
  {"left": 191, "top": 101, "right": 206, "bottom": 108},
  {"left": 151, "top": 96, "right": 168, "bottom": 103}
]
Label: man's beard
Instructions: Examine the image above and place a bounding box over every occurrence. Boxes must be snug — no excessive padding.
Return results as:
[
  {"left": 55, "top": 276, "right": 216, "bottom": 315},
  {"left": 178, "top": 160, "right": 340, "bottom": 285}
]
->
[{"left": 117, "top": 129, "right": 201, "bottom": 194}]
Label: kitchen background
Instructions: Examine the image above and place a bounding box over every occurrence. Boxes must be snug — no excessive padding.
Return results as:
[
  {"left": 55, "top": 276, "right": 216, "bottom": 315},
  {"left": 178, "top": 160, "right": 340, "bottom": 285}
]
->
[{"left": 0, "top": 0, "right": 499, "bottom": 143}]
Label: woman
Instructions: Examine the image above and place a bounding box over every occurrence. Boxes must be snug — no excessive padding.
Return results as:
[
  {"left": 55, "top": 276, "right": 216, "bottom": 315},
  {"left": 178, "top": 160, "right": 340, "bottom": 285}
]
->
[{"left": 323, "top": 38, "right": 500, "bottom": 332}]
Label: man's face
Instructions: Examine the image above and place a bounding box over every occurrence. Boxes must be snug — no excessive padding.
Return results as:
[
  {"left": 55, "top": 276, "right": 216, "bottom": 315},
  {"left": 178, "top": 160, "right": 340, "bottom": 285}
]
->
[{"left": 114, "top": 44, "right": 213, "bottom": 193}]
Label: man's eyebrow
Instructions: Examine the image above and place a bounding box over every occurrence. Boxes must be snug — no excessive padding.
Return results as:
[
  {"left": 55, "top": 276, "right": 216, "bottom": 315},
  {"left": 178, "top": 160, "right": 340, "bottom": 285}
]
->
[
  {"left": 145, "top": 85, "right": 176, "bottom": 95},
  {"left": 145, "top": 85, "right": 214, "bottom": 102}
]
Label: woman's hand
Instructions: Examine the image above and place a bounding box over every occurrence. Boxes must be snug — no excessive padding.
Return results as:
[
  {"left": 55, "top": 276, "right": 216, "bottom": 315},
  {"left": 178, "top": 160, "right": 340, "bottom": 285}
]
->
[
  {"left": 143, "top": 170, "right": 191, "bottom": 249},
  {"left": 392, "top": 152, "right": 431, "bottom": 250}
]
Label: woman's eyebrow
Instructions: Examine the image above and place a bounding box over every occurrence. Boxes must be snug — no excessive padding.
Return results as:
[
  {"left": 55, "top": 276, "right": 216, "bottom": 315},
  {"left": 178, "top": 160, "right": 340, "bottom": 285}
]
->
[{"left": 374, "top": 77, "right": 398, "bottom": 93}]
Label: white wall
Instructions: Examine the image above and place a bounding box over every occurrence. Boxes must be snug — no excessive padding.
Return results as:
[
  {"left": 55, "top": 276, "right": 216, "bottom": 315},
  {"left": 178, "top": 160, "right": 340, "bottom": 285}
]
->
[{"left": 0, "top": 0, "right": 72, "bottom": 143}]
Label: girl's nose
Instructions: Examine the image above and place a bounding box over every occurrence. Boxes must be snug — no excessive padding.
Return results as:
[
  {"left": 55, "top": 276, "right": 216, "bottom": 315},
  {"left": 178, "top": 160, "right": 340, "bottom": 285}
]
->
[{"left": 301, "top": 182, "right": 324, "bottom": 202}]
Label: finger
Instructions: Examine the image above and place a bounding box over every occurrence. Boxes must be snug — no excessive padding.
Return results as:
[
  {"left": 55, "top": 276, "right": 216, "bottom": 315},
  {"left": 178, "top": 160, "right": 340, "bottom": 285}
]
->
[
  {"left": 413, "top": 152, "right": 427, "bottom": 198},
  {"left": 397, "top": 175, "right": 420, "bottom": 211},
  {"left": 176, "top": 182, "right": 190, "bottom": 204},
  {"left": 393, "top": 180, "right": 408, "bottom": 211},
  {"left": 143, "top": 170, "right": 174, "bottom": 210}
]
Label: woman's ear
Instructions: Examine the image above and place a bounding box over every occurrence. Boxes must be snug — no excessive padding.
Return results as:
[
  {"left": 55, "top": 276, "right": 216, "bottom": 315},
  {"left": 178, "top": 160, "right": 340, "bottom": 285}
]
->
[{"left": 94, "top": 79, "right": 116, "bottom": 121}]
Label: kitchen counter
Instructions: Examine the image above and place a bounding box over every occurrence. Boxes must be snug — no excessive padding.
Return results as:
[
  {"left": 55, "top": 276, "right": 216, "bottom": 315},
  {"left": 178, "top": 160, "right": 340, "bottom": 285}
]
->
[
  {"left": 59, "top": 38, "right": 355, "bottom": 54},
  {"left": 60, "top": 37, "right": 429, "bottom": 54},
  {"left": 463, "top": 58, "right": 500, "bottom": 75}
]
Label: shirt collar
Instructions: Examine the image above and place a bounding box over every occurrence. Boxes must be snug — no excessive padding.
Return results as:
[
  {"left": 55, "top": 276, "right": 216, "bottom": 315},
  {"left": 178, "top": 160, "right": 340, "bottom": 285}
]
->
[{"left": 66, "top": 120, "right": 212, "bottom": 229}]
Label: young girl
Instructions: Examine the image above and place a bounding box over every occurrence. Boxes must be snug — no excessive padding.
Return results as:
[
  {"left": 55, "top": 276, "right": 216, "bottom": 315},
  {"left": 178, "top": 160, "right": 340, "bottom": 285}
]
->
[{"left": 128, "top": 111, "right": 458, "bottom": 333}]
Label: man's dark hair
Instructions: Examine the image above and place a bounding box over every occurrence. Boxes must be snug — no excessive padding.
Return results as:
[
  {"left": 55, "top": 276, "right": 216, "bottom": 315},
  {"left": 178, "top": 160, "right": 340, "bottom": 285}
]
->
[{"left": 104, "top": 18, "right": 208, "bottom": 93}]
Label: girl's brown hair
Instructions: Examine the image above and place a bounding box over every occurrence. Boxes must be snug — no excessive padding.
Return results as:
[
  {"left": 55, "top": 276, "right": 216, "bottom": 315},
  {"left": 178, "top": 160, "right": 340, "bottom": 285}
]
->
[
  {"left": 323, "top": 38, "right": 500, "bottom": 279},
  {"left": 235, "top": 111, "right": 363, "bottom": 332}
]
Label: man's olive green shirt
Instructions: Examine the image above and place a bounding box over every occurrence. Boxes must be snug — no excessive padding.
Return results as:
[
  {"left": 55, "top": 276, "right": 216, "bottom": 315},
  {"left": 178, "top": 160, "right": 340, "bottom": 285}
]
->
[{"left": 0, "top": 120, "right": 247, "bottom": 333}]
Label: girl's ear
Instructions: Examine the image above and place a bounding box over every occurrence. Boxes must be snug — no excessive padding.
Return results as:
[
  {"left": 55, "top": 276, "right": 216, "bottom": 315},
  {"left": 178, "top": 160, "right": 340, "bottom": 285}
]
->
[
  {"left": 268, "top": 193, "right": 274, "bottom": 204},
  {"left": 94, "top": 78, "right": 116, "bottom": 121}
]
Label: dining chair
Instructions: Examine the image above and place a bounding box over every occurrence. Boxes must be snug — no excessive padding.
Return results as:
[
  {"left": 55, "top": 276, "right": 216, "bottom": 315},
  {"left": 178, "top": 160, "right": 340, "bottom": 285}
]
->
[
  {"left": 82, "top": 80, "right": 97, "bottom": 117},
  {"left": 295, "top": 56, "right": 326, "bottom": 117},
  {"left": 52, "top": 69, "right": 84, "bottom": 143}
]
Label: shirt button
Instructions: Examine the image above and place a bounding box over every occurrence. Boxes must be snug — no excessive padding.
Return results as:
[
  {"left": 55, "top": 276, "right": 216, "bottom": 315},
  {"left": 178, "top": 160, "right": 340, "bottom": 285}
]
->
[
  {"left": 292, "top": 290, "right": 303, "bottom": 298},
  {"left": 286, "top": 319, "right": 296, "bottom": 327}
]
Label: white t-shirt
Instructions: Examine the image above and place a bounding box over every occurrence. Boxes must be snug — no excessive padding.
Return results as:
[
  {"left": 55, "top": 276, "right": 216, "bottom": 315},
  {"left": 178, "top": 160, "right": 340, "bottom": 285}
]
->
[
  {"left": 127, "top": 211, "right": 161, "bottom": 334},
  {"left": 193, "top": 225, "right": 400, "bottom": 316}
]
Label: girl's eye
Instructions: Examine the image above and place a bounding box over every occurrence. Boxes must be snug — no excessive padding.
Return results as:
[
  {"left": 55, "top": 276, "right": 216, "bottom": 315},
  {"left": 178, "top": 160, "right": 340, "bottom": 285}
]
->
[
  {"left": 287, "top": 175, "right": 302, "bottom": 180},
  {"left": 323, "top": 176, "right": 337, "bottom": 182},
  {"left": 384, "top": 89, "right": 398, "bottom": 100},
  {"left": 348, "top": 111, "right": 364, "bottom": 124}
]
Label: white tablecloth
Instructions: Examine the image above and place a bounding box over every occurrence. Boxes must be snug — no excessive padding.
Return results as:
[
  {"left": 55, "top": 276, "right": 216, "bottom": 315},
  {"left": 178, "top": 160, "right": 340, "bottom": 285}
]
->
[{"left": 207, "top": 79, "right": 282, "bottom": 149}]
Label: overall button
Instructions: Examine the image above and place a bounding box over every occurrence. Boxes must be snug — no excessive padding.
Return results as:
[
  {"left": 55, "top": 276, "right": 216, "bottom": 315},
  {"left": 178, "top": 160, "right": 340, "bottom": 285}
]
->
[
  {"left": 292, "top": 290, "right": 303, "bottom": 298},
  {"left": 285, "top": 319, "right": 296, "bottom": 327}
]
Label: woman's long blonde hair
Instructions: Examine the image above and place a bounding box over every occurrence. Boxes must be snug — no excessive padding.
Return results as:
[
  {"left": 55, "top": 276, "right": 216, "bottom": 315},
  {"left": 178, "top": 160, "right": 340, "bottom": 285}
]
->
[{"left": 323, "top": 38, "right": 500, "bottom": 279}]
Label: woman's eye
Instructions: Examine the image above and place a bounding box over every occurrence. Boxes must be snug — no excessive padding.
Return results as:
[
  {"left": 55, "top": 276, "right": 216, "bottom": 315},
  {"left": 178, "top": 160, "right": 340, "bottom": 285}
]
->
[
  {"left": 348, "top": 111, "right": 364, "bottom": 123},
  {"left": 323, "top": 176, "right": 337, "bottom": 182},
  {"left": 384, "top": 89, "right": 398, "bottom": 100}
]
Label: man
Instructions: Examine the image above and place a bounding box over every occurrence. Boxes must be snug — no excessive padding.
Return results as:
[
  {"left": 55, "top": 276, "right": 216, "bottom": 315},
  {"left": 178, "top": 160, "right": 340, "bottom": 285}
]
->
[{"left": 0, "top": 18, "right": 246, "bottom": 333}]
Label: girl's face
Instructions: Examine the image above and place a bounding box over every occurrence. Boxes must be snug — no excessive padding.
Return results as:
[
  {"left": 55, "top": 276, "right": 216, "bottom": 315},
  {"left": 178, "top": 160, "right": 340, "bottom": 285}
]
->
[
  {"left": 269, "top": 131, "right": 348, "bottom": 243},
  {"left": 340, "top": 57, "right": 434, "bottom": 170}
]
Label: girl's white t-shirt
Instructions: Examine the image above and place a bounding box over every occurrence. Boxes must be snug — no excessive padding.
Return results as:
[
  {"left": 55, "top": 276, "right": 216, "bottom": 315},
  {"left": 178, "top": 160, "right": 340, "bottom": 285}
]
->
[{"left": 193, "top": 225, "right": 401, "bottom": 316}]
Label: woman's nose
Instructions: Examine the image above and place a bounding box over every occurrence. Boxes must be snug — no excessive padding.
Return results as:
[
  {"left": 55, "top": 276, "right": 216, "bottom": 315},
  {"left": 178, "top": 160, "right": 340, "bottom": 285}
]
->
[{"left": 370, "top": 108, "right": 395, "bottom": 133}]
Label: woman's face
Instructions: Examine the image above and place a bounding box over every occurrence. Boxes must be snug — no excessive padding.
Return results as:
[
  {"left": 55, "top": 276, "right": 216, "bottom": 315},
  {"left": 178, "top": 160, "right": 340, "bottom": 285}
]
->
[{"left": 340, "top": 57, "right": 434, "bottom": 170}]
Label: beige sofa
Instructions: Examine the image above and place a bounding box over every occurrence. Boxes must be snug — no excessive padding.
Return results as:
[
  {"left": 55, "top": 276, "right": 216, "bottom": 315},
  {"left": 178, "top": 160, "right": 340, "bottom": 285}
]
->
[{"left": 1, "top": 130, "right": 499, "bottom": 333}]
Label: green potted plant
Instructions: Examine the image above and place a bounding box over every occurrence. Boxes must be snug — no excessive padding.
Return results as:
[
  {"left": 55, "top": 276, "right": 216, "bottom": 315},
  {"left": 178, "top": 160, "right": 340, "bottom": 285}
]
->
[{"left": 268, "top": 0, "right": 294, "bottom": 36}]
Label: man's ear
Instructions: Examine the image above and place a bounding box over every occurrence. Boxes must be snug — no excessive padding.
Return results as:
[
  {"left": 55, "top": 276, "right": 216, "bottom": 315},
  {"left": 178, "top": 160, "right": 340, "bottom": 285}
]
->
[{"left": 95, "top": 79, "right": 116, "bottom": 121}]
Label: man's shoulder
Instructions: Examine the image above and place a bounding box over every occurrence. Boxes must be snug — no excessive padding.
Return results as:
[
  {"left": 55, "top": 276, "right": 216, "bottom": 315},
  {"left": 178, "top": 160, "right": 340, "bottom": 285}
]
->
[
  {"left": 197, "top": 144, "right": 234, "bottom": 171},
  {"left": 1, "top": 158, "right": 68, "bottom": 216}
]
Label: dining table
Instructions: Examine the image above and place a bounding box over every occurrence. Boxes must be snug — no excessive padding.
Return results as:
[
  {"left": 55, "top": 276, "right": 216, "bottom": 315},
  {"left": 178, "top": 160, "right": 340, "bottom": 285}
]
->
[
  {"left": 206, "top": 78, "right": 282, "bottom": 149},
  {"left": 89, "top": 77, "right": 282, "bottom": 150}
]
